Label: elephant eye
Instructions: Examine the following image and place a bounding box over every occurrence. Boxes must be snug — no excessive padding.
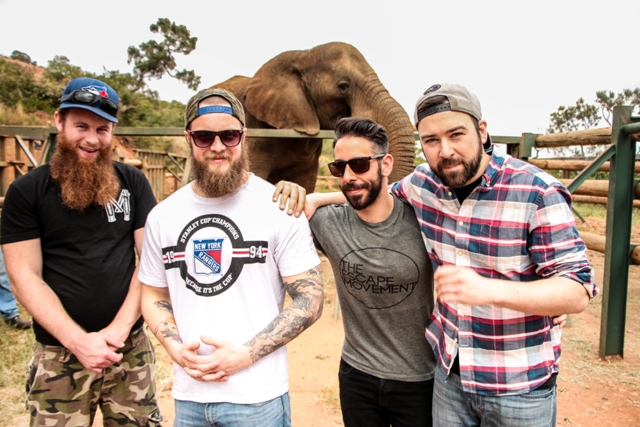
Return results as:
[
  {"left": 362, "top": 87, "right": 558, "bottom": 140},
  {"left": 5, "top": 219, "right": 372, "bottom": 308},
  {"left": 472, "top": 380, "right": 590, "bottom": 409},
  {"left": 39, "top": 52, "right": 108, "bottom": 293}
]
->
[{"left": 337, "top": 82, "right": 349, "bottom": 93}]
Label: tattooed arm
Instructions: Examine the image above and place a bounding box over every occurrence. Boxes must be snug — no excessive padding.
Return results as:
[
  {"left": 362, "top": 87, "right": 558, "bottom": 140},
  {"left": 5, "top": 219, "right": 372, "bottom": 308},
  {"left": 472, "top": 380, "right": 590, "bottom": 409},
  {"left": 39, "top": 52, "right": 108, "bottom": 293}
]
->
[{"left": 182, "top": 265, "right": 324, "bottom": 381}]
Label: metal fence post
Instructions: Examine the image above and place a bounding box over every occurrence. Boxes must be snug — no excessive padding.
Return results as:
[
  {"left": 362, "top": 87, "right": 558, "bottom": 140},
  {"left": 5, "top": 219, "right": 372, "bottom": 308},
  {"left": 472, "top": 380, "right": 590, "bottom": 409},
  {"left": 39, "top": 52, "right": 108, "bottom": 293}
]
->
[{"left": 599, "top": 106, "right": 637, "bottom": 357}]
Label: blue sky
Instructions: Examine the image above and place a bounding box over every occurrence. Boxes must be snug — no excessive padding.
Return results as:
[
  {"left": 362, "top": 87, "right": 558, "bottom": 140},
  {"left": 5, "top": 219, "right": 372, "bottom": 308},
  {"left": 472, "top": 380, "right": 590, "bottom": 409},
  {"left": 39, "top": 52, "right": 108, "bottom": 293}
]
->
[{"left": 1, "top": 0, "right": 638, "bottom": 136}]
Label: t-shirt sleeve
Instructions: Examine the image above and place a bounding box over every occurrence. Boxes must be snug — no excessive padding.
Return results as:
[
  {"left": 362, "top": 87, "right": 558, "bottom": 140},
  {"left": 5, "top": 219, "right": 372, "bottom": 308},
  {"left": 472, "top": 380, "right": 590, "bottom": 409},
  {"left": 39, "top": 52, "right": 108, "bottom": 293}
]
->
[
  {"left": 309, "top": 206, "right": 330, "bottom": 254},
  {"left": 272, "top": 213, "right": 320, "bottom": 278},
  {"left": 137, "top": 208, "right": 167, "bottom": 288},
  {"left": 1, "top": 177, "right": 41, "bottom": 244}
]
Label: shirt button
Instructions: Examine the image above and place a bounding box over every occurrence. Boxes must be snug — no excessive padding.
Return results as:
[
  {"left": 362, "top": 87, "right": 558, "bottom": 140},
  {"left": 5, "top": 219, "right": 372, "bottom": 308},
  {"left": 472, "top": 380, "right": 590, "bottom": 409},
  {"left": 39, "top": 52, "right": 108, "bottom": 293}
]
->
[
  {"left": 458, "top": 220, "right": 464, "bottom": 226},
  {"left": 457, "top": 250, "right": 463, "bottom": 256},
  {"left": 448, "top": 191, "right": 452, "bottom": 197}
]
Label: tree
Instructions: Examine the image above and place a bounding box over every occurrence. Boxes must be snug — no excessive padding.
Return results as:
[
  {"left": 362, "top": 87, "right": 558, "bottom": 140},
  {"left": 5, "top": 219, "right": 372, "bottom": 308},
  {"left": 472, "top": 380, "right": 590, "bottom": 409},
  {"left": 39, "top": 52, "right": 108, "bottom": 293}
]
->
[
  {"left": 10, "top": 50, "right": 34, "bottom": 65},
  {"left": 126, "top": 18, "right": 200, "bottom": 93},
  {"left": 45, "top": 55, "right": 88, "bottom": 82},
  {"left": 595, "top": 88, "right": 640, "bottom": 126},
  {"left": 547, "top": 88, "right": 640, "bottom": 158}
]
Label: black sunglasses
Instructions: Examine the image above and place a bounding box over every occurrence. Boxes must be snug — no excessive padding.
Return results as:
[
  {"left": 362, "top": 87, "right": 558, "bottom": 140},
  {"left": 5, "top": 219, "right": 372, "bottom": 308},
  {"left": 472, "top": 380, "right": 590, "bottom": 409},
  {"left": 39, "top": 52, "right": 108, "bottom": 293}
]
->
[
  {"left": 188, "top": 130, "right": 244, "bottom": 148},
  {"left": 328, "top": 154, "right": 385, "bottom": 177},
  {"left": 61, "top": 90, "right": 118, "bottom": 117}
]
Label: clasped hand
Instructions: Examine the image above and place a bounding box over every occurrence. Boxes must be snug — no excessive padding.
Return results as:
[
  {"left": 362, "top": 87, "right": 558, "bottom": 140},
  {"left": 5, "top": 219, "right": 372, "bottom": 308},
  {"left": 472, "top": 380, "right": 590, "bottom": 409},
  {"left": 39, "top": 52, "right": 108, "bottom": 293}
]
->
[
  {"left": 179, "top": 336, "right": 253, "bottom": 382},
  {"left": 434, "top": 265, "right": 493, "bottom": 306}
]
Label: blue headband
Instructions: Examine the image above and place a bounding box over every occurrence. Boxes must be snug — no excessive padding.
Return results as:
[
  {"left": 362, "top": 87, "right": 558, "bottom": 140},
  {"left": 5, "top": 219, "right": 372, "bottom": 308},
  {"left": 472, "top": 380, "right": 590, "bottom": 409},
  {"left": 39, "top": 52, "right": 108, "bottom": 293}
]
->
[{"left": 198, "top": 105, "right": 234, "bottom": 116}]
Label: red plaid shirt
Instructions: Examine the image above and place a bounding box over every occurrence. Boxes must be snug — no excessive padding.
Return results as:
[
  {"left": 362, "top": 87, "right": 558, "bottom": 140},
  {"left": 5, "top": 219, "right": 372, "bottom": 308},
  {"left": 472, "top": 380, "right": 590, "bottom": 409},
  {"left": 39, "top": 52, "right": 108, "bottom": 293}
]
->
[{"left": 391, "top": 150, "right": 597, "bottom": 396}]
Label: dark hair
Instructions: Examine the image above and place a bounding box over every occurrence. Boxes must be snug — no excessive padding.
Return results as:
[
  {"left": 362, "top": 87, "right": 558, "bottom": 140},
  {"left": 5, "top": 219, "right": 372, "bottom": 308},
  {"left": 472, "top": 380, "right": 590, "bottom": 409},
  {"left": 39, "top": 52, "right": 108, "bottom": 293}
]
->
[
  {"left": 416, "top": 95, "right": 480, "bottom": 133},
  {"left": 333, "top": 117, "right": 389, "bottom": 155}
]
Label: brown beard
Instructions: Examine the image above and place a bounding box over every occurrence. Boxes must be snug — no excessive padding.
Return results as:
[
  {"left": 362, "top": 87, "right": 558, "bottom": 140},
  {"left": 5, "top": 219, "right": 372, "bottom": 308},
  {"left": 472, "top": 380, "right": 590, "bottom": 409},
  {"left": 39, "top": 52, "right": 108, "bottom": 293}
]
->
[
  {"left": 190, "top": 146, "right": 249, "bottom": 198},
  {"left": 432, "top": 133, "right": 484, "bottom": 189},
  {"left": 49, "top": 131, "right": 121, "bottom": 211}
]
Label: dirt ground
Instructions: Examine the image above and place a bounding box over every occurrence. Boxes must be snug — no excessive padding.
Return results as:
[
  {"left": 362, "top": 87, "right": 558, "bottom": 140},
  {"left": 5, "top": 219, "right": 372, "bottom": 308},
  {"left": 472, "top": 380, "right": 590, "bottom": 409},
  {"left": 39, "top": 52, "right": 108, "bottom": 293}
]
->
[{"left": 96, "top": 218, "right": 640, "bottom": 427}]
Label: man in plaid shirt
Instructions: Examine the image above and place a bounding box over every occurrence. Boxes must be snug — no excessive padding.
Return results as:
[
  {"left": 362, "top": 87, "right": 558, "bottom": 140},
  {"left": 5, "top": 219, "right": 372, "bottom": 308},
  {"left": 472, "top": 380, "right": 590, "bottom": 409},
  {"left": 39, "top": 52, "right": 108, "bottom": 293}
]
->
[{"left": 390, "top": 83, "right": 598, "bottom": 426}]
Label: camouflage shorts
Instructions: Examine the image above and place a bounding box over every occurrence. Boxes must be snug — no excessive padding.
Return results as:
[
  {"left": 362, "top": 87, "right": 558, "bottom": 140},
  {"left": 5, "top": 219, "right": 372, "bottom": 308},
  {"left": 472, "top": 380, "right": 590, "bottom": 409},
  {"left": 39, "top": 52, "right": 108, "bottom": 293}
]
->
[{"left": 26, "top": 326, "right": 163, "bottom": 426}]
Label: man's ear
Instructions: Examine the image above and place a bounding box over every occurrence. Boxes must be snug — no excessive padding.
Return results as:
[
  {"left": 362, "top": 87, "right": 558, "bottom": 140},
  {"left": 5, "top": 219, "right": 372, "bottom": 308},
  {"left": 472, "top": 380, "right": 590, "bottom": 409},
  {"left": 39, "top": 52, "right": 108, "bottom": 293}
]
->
[
  {"left": 54, "top": 110, "right": 64, "bottom": 132},
  {"left": 478, "top": 120, "right": 489, "bottom": 145},
  {"left": 381, "top": 154, "right": 394, "bottom": 178}
]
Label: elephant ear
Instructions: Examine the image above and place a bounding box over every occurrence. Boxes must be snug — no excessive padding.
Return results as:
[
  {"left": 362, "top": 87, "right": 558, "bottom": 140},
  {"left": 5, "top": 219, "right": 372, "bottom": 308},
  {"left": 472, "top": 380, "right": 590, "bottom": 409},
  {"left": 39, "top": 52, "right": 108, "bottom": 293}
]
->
[{"left": 245, "top": 50, "right": 320, "bottom": 135}]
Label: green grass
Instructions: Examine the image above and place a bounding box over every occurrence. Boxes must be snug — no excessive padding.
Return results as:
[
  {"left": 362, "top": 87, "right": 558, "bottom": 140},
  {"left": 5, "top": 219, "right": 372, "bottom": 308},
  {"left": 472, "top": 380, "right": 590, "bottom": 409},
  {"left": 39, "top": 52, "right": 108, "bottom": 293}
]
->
[
  {"left": 0, "top": 306, "right": 34, "bottom": 427},
  {"left": 573, "top": 202, "right": 640, "bottom": 227}
]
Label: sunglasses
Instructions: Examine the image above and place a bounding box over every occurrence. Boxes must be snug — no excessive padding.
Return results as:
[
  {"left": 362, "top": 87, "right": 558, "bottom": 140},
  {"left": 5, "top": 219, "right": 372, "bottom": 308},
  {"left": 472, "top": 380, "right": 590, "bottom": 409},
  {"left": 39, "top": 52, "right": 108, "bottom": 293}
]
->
[
  {"left": 188, "top": 129, "right": 244, "bottom": 148},
  {"left": 61, "top": 90, "right": 118, "bottom": 117},
  {"left": 328, "top": 154, "right": 385, "bottom": 177}
]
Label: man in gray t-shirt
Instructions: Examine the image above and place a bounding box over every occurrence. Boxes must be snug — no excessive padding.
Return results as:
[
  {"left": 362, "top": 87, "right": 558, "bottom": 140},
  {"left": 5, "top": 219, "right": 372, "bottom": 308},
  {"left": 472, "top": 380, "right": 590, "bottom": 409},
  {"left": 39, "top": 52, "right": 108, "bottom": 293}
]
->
[{"left": 309, "top": 117, "right": 436, "bottom": 427}]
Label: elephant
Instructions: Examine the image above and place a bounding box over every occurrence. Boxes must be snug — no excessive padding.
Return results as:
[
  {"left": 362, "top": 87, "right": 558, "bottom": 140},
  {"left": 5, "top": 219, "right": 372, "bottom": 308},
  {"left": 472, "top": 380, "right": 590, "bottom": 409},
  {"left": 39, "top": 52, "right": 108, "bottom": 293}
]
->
[{"left": 212, "top": 42, "right": 416, "bottom": 192}]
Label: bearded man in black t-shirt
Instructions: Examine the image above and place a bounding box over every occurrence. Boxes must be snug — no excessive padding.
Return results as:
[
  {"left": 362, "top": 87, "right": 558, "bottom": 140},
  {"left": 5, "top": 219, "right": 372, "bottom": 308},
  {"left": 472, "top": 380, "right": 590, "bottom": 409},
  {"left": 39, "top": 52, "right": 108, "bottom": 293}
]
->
[{"left": 1, "top": 77, "right": 162, "bottom": 426}]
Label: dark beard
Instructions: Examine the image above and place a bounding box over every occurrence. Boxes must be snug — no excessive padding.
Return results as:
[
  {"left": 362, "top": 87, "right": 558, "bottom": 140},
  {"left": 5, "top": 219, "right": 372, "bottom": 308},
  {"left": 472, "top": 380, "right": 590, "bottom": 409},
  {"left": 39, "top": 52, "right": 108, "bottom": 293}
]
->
[
  {"left": 191, "top": 148, "right": 249, "bottom": 198},
  {"left": 49, "top": 131, "right": 120, "bottom": 211},
  {"left": 432, "top": 140, "right": 483, "bottom": 189},
  {"left": 340, "top": 166, "right": 383, "bottom": 211}
]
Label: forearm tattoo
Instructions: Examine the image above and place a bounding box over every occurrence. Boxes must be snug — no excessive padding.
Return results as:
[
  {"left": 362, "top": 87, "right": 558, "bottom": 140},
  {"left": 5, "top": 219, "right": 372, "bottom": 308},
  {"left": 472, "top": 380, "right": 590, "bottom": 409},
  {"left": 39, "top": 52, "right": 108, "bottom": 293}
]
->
[
  {"left": 245, "top": 266, "right": 323, "bottom": 362},
  {"left": 152, "top": 300, "right": 182, "bottom": 343}
]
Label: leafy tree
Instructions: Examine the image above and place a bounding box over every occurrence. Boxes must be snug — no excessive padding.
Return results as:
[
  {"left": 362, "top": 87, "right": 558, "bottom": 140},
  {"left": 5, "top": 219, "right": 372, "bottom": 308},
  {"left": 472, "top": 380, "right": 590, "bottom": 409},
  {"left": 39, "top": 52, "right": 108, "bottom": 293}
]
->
[
  {"left": 0, "top": 58, "right": 59, "bottom": 114},
  {"left": 45, "top": 55, "right": 88, "bottom": 82},
  {"left": 547, "top": 89, "right": 640, "bottom": 158},
  {"left": 595, "top": 88, "right": 640, "bottom": 126},
  {"left": 10, "top": 50, "right": 34, "bottom": 65},
  {"left": 547, "top": 98, "right": 600, "bottom": 134},
  {"left": 127, "top": 18, "right": 200, "bottom": 93}
]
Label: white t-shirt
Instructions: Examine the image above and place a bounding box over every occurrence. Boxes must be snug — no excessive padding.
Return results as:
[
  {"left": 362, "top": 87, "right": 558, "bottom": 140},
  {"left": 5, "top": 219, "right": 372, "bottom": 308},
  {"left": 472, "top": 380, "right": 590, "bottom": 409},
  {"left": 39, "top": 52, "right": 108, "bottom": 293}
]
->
[{"left": 139, "top": 174, "right": 320, "bottom": 404}]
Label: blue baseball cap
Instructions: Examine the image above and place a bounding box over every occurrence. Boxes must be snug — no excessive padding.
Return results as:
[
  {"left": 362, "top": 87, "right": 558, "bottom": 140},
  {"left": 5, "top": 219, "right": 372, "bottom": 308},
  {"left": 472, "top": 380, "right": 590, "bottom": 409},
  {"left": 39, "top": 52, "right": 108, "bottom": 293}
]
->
[{"left": 59, "top": 77, "right": 120, "bottom": 123}]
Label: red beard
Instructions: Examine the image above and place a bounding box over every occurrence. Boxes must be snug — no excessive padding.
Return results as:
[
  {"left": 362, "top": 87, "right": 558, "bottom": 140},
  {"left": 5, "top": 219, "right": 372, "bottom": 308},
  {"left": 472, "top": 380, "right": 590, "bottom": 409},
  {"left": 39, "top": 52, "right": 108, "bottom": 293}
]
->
[
  {"left": 49, "top": 131, "right": 121, "bottom": 211},
  {"left": 190, "top": 147, "right": 249, "bottom": 198}
]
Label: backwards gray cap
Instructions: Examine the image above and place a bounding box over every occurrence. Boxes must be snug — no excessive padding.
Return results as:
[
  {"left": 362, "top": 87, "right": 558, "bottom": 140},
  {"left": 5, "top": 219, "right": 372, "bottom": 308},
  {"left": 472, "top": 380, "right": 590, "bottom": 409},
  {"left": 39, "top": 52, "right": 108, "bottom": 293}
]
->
[
  {"left": 414, "top": 83, "right": 492, "bottom": 152},
  {"left": 414, "top": 83, "right": 482, "bottom": 125},
  {"left": 184, "top": 88, "right": 245, "bottom": 129}
]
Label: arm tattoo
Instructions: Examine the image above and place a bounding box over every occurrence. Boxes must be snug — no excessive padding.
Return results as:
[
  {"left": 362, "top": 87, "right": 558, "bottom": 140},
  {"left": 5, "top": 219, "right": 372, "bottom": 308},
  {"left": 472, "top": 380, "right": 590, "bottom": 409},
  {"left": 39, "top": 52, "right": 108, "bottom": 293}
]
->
[
  {"left": 245, "top": 266, "right": 323, "bottom": 362},
  {"left": 154, "top": 300, "right": 174, "bottom": 313},
  {"left": 152, "top": 300, "right": 182, "bottom": 343}
]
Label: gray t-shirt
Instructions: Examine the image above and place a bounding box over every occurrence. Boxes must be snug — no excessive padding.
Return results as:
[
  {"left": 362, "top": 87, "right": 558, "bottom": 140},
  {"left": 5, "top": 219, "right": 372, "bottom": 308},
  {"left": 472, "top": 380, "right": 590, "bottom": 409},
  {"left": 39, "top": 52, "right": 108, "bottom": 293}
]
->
[{"left": 310, "top": 195, "right": 436, "bottom": 381}]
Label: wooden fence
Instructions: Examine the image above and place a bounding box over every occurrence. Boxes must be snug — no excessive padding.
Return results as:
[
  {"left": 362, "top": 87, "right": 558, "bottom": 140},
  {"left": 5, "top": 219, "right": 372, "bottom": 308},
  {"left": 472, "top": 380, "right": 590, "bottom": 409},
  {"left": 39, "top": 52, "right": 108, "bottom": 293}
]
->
[{"left": 2, "top": 110, "right": 640, "bottom": 357}]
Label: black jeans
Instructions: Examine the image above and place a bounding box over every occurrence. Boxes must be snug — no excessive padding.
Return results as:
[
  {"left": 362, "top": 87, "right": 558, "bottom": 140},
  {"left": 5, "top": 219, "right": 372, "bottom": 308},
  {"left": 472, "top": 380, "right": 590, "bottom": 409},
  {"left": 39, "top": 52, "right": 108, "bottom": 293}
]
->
[{"left": 338, "top": 359, "right": 434, "bottom": 427}]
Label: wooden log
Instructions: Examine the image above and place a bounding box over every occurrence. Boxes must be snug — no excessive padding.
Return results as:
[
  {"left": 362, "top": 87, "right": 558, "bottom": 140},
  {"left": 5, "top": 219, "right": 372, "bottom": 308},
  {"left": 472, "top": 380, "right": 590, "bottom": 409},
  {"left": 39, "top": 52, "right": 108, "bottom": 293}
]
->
[
  {"left": 534, "top": 127, "right": 640, "bottom": 148},
  {"left": 560, "top": 179, "right": 640, "bottom": 199},
  {"left": 580, "top": 232, "right": 606, "bottom": 253},
  {"left": 559, "top": 179, "right": 609, "bottom": 197},
  {"left": 528, "top": 158, "right": 640, "bottom": 173},
  {"left": 631, "top": 246, "right": 640, "bottom": 265},
  {"left": 580, "top": 231, "right": 640, "bottom": 265},
  {"left": 572, "top": 195, "right": 640, "bottom": 209},
  {"left": 535, "top": 128, "right": 613, "bottom": 148},
  {"left": 124, "top": 158, "right": 143, "bottom": 168}
]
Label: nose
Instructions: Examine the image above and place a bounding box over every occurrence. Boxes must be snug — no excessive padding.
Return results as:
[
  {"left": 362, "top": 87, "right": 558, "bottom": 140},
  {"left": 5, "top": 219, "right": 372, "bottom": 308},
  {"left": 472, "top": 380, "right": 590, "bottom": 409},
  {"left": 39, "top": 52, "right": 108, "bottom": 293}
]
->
[
  {"left": 342, "top": 164, "right": 358, "bottom": 181},
  {"left": 208, "top": 135, "right": 226, "bottom": 151},
  {"left": 439, "top": 138, "right": 455, "bottom": 158},
  {"left": 84, "top": 129, "right": 100, "bottom": 145}
]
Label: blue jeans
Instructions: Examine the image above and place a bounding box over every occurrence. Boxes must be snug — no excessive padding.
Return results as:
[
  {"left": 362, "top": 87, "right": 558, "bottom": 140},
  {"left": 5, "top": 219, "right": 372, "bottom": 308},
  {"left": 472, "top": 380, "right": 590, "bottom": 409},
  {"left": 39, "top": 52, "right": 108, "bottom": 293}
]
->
[
  {"left": 432, "top": 367, "right": 556, "bottom": 427},
  {"left": 339, "top": 359, "right": 434, "bottom": 427},
  {"left": 174, "top": 393, "right": 291, "bottom": 427},
  {"left": 0, "top": 251, "right": 18, "bottom": 320}
]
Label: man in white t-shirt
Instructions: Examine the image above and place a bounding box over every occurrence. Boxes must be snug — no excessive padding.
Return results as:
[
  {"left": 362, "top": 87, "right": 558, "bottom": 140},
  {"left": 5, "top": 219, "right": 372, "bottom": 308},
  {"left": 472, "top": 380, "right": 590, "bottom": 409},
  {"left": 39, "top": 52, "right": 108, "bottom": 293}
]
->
[{"left": 139, "top": 88, "right": 323, "bottom": 427}]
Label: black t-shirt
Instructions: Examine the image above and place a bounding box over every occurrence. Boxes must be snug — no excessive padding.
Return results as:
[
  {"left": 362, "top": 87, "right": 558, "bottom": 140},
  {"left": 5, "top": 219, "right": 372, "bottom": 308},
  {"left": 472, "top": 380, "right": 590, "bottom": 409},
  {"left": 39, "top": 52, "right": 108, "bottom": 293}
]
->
[{"left": 1, "top": 162, "right": 157, "bottom": 345}]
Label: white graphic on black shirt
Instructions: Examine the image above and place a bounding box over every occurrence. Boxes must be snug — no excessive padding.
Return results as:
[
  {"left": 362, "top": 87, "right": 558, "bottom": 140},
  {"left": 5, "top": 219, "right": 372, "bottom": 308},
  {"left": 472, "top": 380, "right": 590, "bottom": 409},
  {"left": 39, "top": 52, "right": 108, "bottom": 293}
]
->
[{"left": 105, "top": 190, "right": 131, "bottom": 222}]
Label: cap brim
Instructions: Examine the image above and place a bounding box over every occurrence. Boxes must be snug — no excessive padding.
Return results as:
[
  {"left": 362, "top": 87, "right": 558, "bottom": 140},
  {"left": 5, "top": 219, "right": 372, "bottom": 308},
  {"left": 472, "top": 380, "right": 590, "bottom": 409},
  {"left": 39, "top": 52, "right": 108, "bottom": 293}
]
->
[{"left": 60, "top": 103, "right": 119, "bottom": 124}]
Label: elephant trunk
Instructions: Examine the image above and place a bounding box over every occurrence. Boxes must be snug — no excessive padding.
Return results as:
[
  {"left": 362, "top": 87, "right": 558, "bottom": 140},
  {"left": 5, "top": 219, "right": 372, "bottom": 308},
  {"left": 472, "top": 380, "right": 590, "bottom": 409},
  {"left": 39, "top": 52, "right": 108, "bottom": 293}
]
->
[{"left": 352, "top": 74, "right": 416, "bottom": 183}]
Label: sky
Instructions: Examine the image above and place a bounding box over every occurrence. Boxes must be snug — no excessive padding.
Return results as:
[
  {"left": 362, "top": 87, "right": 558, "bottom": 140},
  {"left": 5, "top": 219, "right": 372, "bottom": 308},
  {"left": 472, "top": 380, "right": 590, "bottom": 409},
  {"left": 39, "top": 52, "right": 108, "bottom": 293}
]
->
[{"left": 0, "top": 0, "right": 638, "bottom": 137}]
